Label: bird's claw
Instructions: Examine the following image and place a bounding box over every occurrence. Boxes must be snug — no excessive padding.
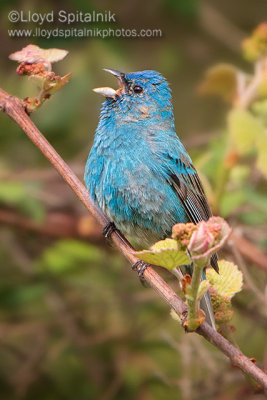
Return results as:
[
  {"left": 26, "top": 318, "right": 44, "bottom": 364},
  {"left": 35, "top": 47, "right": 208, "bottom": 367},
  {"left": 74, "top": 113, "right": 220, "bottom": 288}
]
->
[
  {"left": 102, "top": 222, "right": 116, "bottom": 238},
  {"left": 132, "top": 260, "right": 148, "bottom": 286}
]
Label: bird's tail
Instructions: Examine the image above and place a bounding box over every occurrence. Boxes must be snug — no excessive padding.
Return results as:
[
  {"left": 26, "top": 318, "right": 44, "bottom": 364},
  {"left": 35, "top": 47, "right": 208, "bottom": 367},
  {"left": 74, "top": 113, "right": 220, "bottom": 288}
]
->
[{"left": 200, "top": 270, "right": 216, "bottom": 329}]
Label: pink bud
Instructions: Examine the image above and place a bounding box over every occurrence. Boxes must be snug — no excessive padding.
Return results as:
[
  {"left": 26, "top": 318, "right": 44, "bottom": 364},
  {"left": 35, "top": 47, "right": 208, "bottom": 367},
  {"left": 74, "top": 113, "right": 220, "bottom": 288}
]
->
[{"left": 188, "top": 217, "right": 231, "bottom": 260}]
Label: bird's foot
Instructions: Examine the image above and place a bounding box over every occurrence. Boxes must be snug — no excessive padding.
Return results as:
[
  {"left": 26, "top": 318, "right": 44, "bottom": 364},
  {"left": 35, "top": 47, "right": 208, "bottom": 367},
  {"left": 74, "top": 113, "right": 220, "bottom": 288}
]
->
[
  {"left": 102, "top": 221, "right": 116, "bottom": 238},
  {"left": 132, "top": 260, "right": 148, "bottom": 287}
]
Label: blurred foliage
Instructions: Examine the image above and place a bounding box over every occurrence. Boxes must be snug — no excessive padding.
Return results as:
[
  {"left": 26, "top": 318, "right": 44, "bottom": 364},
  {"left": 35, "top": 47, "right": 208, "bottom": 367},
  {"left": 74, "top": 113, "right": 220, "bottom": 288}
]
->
[
  {"left": 198, "top": 64, "right": 237, "bottom": 102},
  {"left": 197, "top": 23, "right": 267, "bottom": 223},
  {"left": 242, "top": 23, "right": 267, "bottom": 62},
  {"left": 0, "top": 0, "right": 267, "bottom": 399},
  {"left": 0, "top": 181, "right": 44, "bottom": 220}
]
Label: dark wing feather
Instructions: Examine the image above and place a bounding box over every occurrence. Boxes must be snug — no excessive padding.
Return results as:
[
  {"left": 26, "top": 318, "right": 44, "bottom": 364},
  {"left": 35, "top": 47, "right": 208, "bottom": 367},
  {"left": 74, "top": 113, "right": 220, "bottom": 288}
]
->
[{"left": 169, "top": 158, "right": 219, "bottom": 272}]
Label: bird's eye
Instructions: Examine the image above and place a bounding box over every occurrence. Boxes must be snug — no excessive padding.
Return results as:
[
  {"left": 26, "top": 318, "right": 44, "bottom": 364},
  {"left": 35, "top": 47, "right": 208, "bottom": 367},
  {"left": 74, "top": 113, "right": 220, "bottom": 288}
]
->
[{"left": 133, "top": 85, "right": 143, "bottom": 94}]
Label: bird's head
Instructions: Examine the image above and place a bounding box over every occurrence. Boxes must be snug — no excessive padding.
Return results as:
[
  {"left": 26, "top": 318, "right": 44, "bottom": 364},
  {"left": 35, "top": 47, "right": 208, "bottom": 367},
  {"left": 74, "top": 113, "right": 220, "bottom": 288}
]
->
[{"left": 93, "top": 69, "right": 174, "bottom": 125}]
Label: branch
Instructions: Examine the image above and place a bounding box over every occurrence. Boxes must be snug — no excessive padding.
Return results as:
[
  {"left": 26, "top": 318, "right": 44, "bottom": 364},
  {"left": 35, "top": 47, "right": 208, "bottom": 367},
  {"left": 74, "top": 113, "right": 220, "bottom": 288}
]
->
[
  {"left": 237, "top": 60, "right": 263, "bottom": 109},
  {"left": 230, "top": 232, "right": 267, "bottom": 273},
  {"left": 0, "top": 88, "right": 266, "bottom": 391}
]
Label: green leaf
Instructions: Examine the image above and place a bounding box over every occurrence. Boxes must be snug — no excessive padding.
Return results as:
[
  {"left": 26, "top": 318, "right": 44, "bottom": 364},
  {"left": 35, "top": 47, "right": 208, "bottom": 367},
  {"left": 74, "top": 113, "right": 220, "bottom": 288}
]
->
[
  {"left": 43, "top": 73, "right": 72, "bottom": 96},
  {"left": 206, "top": 260, "right": 243, "bottom": 299},
  {"left": 170, "top": 309, "right": 181, "bottom": 323},
  {"left": 252, "top": 100, "right": 267, "bottom": 127},
  {"left": 229, "top": 165, "right": 250, "bottom": 185},
  {"left": 228, "top": 109, "right": 264, "bottom": 155},
  {"left": 256, "top": 130, "right": 267, "bottom": 178},
  {"left": 252, "top": 99, "right": 267, "bottom": 118},
  {"left": 196, "top": 280, "right": 210, "bottom": 301},
  {"left": 242, "top": 23, "right": 267, "bottom": 62},
  {"left": 133, "top": 238, "right": 190, "bottom": 270},
  {"left": 196, "top": 132, "right": 227, "bottom": 184},
  {"left": 257, "top": 79, "right": 267, "bottom": 100},
  {"left": 198, "top": 64, "right": 237, "bottom": 102}
]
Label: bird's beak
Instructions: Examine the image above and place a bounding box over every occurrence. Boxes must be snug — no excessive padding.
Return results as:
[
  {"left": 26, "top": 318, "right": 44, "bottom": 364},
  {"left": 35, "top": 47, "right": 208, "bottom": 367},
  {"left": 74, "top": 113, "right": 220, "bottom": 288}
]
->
[{"left": 93, "top": 68, "right": 127, "bottom": 98}]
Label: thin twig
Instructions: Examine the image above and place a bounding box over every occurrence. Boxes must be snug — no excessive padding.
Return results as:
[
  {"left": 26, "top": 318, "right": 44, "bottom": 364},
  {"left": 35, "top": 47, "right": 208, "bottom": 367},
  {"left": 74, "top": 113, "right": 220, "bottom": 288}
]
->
[
  {"left": 230, "top": 232, "right": 267, "bottom": 272},
  {"left": 0, "top": 88, "right": 266, "bottom": 390},
  {"left": 237, "top": 61, "right": 263, "bottom": 109},
  {"left": 231, "top": 244, "right": 267, "bottom": 311},
  {"left": 199, "top": 3, "right": 245, "bottom": 53}
]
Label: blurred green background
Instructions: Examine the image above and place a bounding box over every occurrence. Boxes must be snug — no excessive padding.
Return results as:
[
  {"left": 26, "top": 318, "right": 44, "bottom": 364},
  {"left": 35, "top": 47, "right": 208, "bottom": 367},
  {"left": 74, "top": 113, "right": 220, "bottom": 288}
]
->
[{"left": 0, "top": 0, "right": 266, "bottom": 399}]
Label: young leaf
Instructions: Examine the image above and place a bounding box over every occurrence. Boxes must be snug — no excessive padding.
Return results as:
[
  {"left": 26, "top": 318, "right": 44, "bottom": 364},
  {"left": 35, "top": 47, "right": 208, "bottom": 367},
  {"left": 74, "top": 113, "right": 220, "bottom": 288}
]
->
[
  {"left": 43, "top": 73, "right": 72, "bottom": 96},
  {"left": 198, "top": 64, "right": 237, "bottom": 102},
  {"left": 252, "top": 99, "right": 267, "bottom": 123},
  {"left": 41, "top": 48, "right": 69, "bottom": 63},
  {"left": 206, "top": 260, "right": 243, "bottom": 299},
  {"left": 228, "top": 109, "right": 264, "bottom": 155},
  {"left": 196, "top": 280, "right": 210, "bottom": 301},
  {"left": 9, "top": 45, "right": 68, "bottom": 68},
  {"left": 258, "top": 77, "right": 267, "bottom": 99},
  {"left": 242, "top": 23, "right": 267, "bottom": 62},
  {"left": 133, "top": 238, "right": 190, "bottom": 270},
  {"left": 256, "top": 130, "right": 267, "bottom": 178},
  {"left": 220, "top": 190, "right": 246, "bottom": 217},
  {"left": 170, "top": 309, "right": 181, "bottom": 323}
]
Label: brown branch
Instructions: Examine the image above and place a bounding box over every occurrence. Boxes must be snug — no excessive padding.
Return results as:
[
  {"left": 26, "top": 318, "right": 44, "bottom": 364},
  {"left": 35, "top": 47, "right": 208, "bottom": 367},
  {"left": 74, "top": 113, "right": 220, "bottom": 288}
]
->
[
  {"left": 0, "top": 88, "right": 266, "bottom": 391},
  {"left": 230, "top": 232, "right": 267, "bottom": 272}
]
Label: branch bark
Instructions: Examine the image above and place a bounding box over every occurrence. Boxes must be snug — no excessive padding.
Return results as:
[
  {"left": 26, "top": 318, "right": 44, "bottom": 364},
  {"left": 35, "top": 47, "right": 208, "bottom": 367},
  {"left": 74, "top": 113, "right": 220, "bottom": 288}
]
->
[{"left": 0, "top": 88, "right": 266, "bottom": 391}]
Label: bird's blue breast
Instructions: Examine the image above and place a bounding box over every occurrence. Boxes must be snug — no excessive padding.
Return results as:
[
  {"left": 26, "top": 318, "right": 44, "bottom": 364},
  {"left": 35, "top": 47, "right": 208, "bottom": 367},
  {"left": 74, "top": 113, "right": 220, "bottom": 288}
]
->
[{"left": 84, "top": 115, "right": 190, "bottom": 246}]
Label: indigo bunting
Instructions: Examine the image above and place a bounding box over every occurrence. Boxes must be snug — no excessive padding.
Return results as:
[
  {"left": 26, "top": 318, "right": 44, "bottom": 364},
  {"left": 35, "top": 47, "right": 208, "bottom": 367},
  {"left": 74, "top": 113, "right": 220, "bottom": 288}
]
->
[{"left": 85, "top": 69, "right": 218, "bottom": 328}]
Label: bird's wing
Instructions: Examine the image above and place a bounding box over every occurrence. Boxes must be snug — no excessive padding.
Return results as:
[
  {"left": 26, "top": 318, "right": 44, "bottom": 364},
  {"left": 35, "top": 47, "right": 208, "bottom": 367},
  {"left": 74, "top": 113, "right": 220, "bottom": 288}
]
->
[
  {"left": 167, "top": 154, "right": 219, "bottom": 272},
  {"left": 170, "top": 166, "right": 211, "bottom": 223}
]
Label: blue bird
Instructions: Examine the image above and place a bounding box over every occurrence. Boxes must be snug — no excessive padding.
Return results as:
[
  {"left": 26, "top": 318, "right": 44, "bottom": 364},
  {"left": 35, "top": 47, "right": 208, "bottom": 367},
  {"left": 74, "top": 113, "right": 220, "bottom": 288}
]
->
[{"left": 84, "top": 69, "right": 218, "bottom": 328}]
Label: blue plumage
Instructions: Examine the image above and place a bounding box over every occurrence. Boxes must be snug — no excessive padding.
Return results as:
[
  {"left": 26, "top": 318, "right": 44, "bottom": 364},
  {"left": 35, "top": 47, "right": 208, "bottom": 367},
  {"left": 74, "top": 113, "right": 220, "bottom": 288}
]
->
[
  {"left": 84, "top": 69, "right": 217, "bottom": 327},
  {"left": 86, "top": 70, "right": 193, "bottom": 244}
]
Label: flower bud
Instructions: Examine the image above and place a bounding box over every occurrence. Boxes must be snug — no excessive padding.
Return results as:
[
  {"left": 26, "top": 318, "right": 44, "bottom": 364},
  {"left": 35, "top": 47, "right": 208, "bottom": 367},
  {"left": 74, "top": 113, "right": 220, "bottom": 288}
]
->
[{"left": 188, "top": 217, "right": 231, "bottom": 260}]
